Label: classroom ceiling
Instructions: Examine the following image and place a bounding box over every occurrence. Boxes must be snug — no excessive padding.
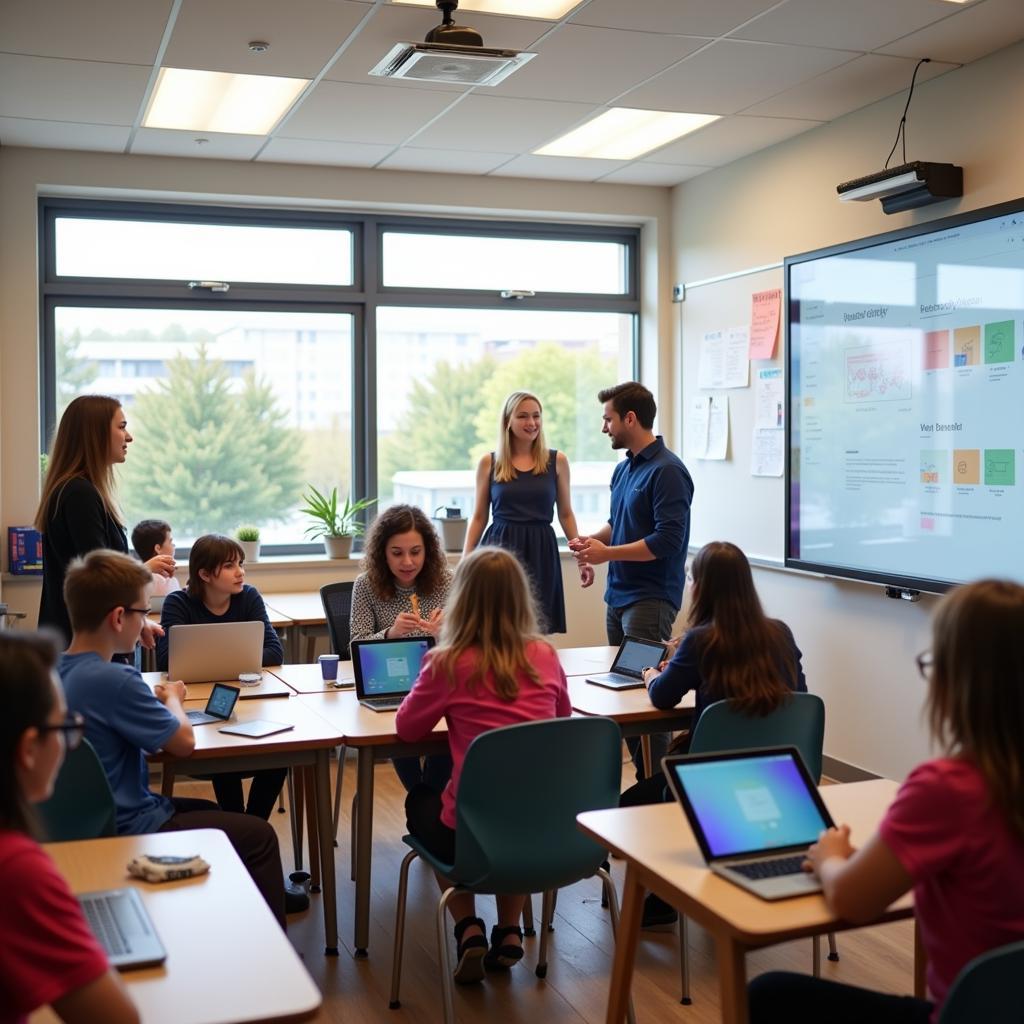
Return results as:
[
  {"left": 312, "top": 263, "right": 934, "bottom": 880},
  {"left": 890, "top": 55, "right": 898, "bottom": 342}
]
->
[{"left": 1, "top": 0, "right": 1022, "bottom": 187}]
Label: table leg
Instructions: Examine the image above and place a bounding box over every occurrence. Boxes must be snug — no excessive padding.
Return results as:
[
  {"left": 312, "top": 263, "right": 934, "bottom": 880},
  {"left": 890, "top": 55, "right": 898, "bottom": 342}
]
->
[
  {"left": 715, "top": 933, "right": 749, "bottom": 1024},
  {"left": 304, "top": 765, "right": 321, "bottom": 893},
  {"left": 353, "top": 748, "right": 375, "bottom": 958},
  {"left": 641, "top": 735, "right": 653, "bottom": 780},
  {"left": 314, "top": 749, "right": 339, "bottom": 956},
  {"left": 604, "top": 863, "right": 644, "bottom": 1024}
]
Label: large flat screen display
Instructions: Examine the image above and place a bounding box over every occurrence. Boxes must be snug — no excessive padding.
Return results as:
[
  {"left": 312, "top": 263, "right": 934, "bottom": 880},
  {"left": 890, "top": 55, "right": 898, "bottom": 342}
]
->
[{"left": 786, "top": 198, "right": 1024, "bottom": 593}]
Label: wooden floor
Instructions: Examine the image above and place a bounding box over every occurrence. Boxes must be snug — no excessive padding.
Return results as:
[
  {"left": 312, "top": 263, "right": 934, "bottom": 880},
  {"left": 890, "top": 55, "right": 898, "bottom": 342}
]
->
[{"left": 179, "top": 757, "right": 917, "bottom": 1024}]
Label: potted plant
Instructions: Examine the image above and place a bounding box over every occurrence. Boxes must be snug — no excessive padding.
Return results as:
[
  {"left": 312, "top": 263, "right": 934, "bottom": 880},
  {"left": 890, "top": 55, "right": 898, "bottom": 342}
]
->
[
  {"left": 300, "top": 486, "right": 376, "bottom": 559},
  {"left": 235, "top": 525, "right": 261, "bottom": 563}
]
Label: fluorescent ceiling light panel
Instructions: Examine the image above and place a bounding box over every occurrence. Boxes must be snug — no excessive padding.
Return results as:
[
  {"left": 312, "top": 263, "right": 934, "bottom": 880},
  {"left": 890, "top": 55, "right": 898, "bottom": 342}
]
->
[
  {"left": 393, "top": 0, "right": 582, "bottom": 18},
  {"left": 535, "top": 108, "right": 720, "bottom": 160},
  {"left": 143, "top": 67, "right": 308, "bottom": 135}
]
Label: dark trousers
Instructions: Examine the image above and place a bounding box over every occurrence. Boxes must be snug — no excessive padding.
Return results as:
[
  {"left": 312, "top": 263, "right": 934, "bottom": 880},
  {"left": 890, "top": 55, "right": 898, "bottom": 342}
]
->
[
  {"left": 210, "top": 768, "right": 287, "bottom": 820},
  {"left": 405, "top": 783, "right": 456, "bottom": 865},
  {"left": 160, "top": 796, "right": 286, "bottom": 927},
  {"left": 393, "top": 754, "right": 453, "bottom": 795},
  {"left": 607, "top": 598, "right": 677, "bottom": 780},
  {"left": 748, "top": 972, "right": 932, "bottom": 1023}
]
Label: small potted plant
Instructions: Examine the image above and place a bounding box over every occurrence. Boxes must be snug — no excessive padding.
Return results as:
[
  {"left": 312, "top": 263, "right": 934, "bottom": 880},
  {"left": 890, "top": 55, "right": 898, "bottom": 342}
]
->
[
  {"left": 235, "top": 525, "right": 261, "bottom": 563},
  {"left": 300, "top": 486, "right": 376, "bottom": 559}
]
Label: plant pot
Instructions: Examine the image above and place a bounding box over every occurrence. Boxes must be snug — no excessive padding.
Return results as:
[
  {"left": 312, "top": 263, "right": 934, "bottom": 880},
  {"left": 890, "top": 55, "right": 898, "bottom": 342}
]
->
[
  {"left": 323, "top": 535, "right": 353, "bottom": 559},
  {"left": 434, "top": 516, "right": 467, "bottom": 553},
  {"left": 238, "top": 540, "right": 260, "bottom": 563}
]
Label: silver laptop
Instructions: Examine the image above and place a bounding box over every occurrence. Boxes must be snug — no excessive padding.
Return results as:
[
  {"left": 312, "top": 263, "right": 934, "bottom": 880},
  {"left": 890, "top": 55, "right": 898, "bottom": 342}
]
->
[
  {"left": 186, "top": 682, "right": 240, "bottom": 725},
  {"left": 168, "top": 621, "right": 263, "bottom": 684},
  {"left": 352, "top": 636, "right": 435, "bottom": 711},
  {"left": 662, "top": 747, "right": 835, "bottom": 900},
  {"left": 585, "top": 635, "right": 668, "bottom": 690},
  {"left": 78, "top": 888, "right": 167, "bottom": 970}
]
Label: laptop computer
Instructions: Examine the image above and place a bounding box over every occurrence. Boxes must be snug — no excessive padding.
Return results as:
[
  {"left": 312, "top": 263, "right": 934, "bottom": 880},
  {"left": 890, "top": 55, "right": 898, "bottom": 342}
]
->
[
  {"left": 351, "top": 636, "right": 435, "bottom": 712},
  {"left": 662, "top": 747, "right": 835, "bottom": 900},
  {"left": 186, "top": 682, "right": 240, "bottom": 725},
  {"left": 168, "top": 621, "right": 263, "bottom": 684},
  {"left": 585, "top": 635, "right": 668, "bottom": 690},
  {"left": 78, "top": 887, "right": 167, "bottom": 970}
]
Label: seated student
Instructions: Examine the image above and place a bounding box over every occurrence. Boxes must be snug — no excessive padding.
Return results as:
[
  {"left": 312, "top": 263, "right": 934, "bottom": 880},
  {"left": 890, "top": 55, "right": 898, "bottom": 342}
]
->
[
  {"left": 58, "top": 549, "right": 286, "bottom": 927},
  {"left": 396, "top": 547, "right": 571, "bottom": 984},
  {"left": 628, "top": 540, "right": 806, "bottom": 926},
  {"left": 351, "top": 504, "right": 453, "bottom": 793},
  {"left": 749, "top": 578, "right": 1024, "bottom": 1023},
  {"left": 0, "top": 631, "right": 138, "bottom": 1024},
  {"left": 156, "top": 534, "right": 285, "bottom": 820},
  {"left": 130, "top": 519, "right": 181, "bottom": 597}
]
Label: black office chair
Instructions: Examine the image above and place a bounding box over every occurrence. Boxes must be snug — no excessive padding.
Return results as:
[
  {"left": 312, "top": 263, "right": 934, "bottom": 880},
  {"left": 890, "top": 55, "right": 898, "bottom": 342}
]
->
[{"left": 320, "top": 581, "right": 354, "bottom": 660}]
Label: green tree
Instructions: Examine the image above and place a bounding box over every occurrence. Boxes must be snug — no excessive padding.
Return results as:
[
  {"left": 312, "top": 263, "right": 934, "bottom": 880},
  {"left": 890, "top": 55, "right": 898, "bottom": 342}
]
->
[
  {"left": 54, "top": 329, "right": 99, "bottom": 417},
  {"left": 120, "top": 345, "right": 302, "bottom": 535}
]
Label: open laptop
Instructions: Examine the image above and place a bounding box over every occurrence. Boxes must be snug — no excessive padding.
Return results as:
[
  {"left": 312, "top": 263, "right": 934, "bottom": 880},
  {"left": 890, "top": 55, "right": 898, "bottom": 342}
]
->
[
  {"left": 168, "top": 621, "right": 263, "bottom": 684},
  {"left": 186, "top": 682, "right": 240, "bottom": 725},
  {"left": 351, "top": 636, "right": 435, "bottom": 711},
  {"left": 585, "top": 635, "right": 668, "bottom": 690},
  {"left": 78, "top": 888, "right": 167, "bottom": 970},
  {"left": 662, "top": 747, "right": 835, "bottom": 900}
]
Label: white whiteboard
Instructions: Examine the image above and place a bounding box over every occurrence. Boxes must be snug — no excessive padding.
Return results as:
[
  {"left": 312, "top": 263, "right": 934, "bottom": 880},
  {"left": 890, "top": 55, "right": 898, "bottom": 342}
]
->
[{"left": 680, "top": 266, "right": 785, "bottom": 563}]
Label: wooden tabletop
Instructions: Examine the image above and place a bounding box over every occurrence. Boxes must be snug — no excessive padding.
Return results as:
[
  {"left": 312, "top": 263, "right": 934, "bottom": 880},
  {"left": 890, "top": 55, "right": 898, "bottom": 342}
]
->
[
  {"left": 38, "top": 829, "right": 321, "bottom": 1024},
  {"left": 142, "top": 670, "right": 292, "bottom": 702},
  {"left": 271, "top": 661, "right": 355, "bottom": 693},
  {"left": 568, "top": 675, "right": 694, "bottom": 721},
  {"left": 298, "top": 689, "right": 447, "bottom": 745},
  {"left": 556, "top": 645, "right": 619, "bottom": 676},
  {"left": 263, "top": 592, "right": 329, "bottom": 626}
]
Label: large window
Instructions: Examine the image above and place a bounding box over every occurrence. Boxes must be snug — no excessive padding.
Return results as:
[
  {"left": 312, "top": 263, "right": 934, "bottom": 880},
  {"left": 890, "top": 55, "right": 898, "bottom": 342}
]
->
[{"left": 41, "top": 202, "right": 639, "bottom": 552}]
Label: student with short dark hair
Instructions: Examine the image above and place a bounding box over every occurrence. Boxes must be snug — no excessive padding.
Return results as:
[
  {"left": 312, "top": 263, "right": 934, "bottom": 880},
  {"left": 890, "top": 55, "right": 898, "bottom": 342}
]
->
[{"left": 130, "top": 519, "right": 181, "bottom": 597}]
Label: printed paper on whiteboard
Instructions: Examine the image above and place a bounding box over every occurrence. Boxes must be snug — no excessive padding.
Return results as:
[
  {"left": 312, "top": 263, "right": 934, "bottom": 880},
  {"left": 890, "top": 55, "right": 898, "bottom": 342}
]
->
[
  {"left": 751, "top": 428, "right": 785, "bottom": 477},
  {"left": 687, "top": 395, "right": 711, "bottom": 459},
  {"left": 705, "top": 395, "right": 729, "bottom": 460},
  {"left": 755, "top": 367, "right": 785, "bottom": 430},
  {"left": 699, "top": 327, "right": 750, "bottom": 390}
]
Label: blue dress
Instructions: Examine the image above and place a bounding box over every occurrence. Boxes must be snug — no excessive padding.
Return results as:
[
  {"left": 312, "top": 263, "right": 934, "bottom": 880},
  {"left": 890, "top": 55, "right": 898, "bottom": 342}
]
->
[{"left": 480, "top": 449, "right": 566, "bottom": 634}]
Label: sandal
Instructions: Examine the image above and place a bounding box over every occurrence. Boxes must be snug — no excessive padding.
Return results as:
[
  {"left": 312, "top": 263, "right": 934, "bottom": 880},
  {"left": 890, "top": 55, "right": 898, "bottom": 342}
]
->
[
  {"left": 484, "top": 924, "right": 525, "bottom": 970},
  {"left": 452, "top": 915, "right": 487, "bottom": 985}
]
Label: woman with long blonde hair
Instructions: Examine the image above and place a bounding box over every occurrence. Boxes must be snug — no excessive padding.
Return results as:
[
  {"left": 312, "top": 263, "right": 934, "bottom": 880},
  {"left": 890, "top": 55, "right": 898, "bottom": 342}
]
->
[{"left": 396, "top": 547, "right": 571, "bottom": 984}]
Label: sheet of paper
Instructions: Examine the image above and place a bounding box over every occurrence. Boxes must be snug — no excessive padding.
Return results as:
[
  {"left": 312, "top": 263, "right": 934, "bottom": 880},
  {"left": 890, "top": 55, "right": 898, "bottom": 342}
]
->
[
  {"left": 749, "top": 288, "right": 781, "bottom": 360},
  {"left": 706, "top": 395, "right": 729, "bottom": 460},
  {"left": 698, "top": 327, "right": 749, "bottom": 389},
  {"left": 751, "top": 428, "right": 785, "bottom": 476},
  {"left": 687, "top": 395, "right": 711, "bottom": 459},
  {"left": 754, "top": 366, "right": 785, "bottom": 430}
]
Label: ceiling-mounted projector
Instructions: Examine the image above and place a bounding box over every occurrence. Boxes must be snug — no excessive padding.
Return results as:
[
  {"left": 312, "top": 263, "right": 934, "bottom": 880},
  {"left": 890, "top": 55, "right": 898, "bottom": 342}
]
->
[
  {"left": 369, "top": 0, "right": 536, "bottom": 86},
  {"left": 836, "top": 161, "right": 963, "bottom": 214}
]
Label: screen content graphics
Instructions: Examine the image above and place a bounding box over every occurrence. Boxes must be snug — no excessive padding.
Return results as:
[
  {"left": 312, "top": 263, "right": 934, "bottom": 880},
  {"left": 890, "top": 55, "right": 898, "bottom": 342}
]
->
[
  {"left": 616, "top": 638, "right": 665, "bottom": 674},
  {"left": 358, "top": 639, "right": 432, "bottom": 695},
  {"left": 207, "top": 685, "right": 237, "bottom": 717}
]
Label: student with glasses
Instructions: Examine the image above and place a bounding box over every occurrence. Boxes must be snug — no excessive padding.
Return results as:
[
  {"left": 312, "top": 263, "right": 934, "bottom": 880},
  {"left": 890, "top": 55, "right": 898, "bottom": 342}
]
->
[{"left": 0, "top": 630, "right": 138, "bottom": 1024}]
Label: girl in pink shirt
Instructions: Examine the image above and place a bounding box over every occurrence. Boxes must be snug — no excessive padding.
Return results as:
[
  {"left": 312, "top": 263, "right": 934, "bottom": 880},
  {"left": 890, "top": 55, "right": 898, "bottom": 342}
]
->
[
  {"left": 395, "top": 546, "right": 571, "bottom": 986},
  {"left": 749, "top": 579, "right": 1024, "bottom": 1023}
]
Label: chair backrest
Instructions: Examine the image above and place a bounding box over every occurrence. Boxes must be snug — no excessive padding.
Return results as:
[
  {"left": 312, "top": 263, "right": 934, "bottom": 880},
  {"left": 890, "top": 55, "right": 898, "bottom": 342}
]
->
[
  {"left": 939, "top": 940, "right": 1024, "bottom": 1023},
  {"left": 320, "top": 581, "right": 354, "bottom": 660},
  {"left": 33, "top": 738, "right": 117, "bottom": 842},
  {"left": 689, "top": 692, "right": 825, "bottom": 782},
  {"left": 453, "top": 716, "right": 622, "bottom": 893}
]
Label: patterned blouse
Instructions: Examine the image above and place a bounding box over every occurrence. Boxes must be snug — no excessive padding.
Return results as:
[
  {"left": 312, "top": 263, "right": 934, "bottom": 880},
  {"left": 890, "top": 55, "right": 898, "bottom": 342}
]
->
[{"left": 349, "top": 568, "right": 453, "bottom": 641}]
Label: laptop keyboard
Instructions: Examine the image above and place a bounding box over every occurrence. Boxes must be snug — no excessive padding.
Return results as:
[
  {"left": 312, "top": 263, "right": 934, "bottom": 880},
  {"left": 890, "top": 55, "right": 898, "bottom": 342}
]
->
[
  {"left": 730, "top": 855, "right": 807, "bottom": 880},
  {"left": 365, "top": 696, "right": 404, "bottom": 709},
  {"left": 81, "top": 892, "right": 139, "bottom": 956}
]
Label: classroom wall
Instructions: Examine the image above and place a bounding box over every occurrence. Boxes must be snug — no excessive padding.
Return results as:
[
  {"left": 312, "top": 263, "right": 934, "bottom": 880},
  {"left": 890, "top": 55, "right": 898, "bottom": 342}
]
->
[{"left": 671, "top": 38, "right": 1024, "bottom": 780}]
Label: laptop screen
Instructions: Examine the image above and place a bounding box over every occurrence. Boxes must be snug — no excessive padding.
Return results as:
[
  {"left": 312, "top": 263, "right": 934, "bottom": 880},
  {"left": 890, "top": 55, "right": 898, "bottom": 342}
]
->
[
  {"left": 355, "top": 637, "right": 434, "bottom": 697},
  {"left": 612, "top": 636, "right": 666, "bottom": 677},
  {"left": 668, "top": 751, "right": 830, "bottom": 859}
]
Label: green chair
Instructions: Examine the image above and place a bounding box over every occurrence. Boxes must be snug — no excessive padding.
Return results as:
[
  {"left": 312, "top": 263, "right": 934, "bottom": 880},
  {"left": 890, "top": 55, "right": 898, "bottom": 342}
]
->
[
  {"left": 33, "top": 738, "right": 116, "bottom": 841},
  {"left": 676, "top": 692, "right": 834, "bottom": 1003},
  {"left": 388, "top": 716, "right": 634, "bottom": 1024},
  {"left": 939, "top": 940, "right": 1024, "bottom": 1022}
]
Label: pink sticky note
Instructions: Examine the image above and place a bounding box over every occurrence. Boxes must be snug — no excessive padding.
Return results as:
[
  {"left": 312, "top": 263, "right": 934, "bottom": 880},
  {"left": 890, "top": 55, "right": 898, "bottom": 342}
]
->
[
  {"left": 750, "top": 288, "right": 781, "bottom": 360},
  {"left": 924, "top": 330, "right": 949, "bottom": 370}
]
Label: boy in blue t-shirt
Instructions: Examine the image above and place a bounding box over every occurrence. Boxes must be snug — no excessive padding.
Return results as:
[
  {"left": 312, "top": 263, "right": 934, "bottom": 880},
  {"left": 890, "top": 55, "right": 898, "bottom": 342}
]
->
[{"left": 58, "top": 549, "right": 287, "bottom": 926}]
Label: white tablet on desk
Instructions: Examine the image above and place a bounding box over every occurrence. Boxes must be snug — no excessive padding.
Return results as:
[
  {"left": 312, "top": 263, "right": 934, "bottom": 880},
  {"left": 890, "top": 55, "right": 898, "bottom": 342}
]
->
[{"left": 218, "top": 720, "right": 294, "bottom": 739}]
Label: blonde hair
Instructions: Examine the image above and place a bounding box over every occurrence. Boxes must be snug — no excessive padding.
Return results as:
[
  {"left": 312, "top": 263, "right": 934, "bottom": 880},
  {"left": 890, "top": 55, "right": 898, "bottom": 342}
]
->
[
  {"left": 433, "top": 547, "right": 544, "bottom": 701},
  {"left": 493, "top": 391, "right": 549, "bottom": 483},
  {"left": 928, "top": 579, "right": 1024, "bottom": 841},
  {"left": 36, "top": 395, "right": 123, "bottom": 531},
  {"left": 64, "top": 549, "right": 152, "bottom": 633}
]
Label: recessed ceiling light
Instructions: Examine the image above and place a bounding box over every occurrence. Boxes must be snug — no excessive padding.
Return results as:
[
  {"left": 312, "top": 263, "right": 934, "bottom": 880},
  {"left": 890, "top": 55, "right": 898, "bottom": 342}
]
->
[
  {"left": 393, "top": 0, "right": 582, "bottom": 18},
  {"left": 143, "top": 67, "right": 308, "bottom": 135},
  {"left": 535, "top": 108, "right": 720, "bottom": 160}
]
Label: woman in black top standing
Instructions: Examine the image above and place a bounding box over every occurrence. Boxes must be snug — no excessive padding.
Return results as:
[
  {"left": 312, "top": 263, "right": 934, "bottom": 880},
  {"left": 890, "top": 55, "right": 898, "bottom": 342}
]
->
[{"left": 34, "top": 395, "right": 174, "bottom": 646}]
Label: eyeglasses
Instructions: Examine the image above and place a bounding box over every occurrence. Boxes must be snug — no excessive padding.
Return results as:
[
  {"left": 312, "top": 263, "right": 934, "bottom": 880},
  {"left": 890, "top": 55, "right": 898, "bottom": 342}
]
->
[
  {"left": 38, "top": 712, "right": 86, "bottom": 750},
  {"left": 915, "top": 651, "right": 934, "bottom": 681},
  {"left": 116, "top": 606, "right": 152, "bottom": 617}
]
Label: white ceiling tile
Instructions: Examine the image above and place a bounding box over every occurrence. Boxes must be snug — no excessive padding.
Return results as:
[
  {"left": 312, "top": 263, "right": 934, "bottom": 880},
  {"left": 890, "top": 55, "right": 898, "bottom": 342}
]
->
[
  {"left": 0, "top": 54, "right": 151, "bottom": 125},
  {"left": 164, "top": 0, "right": 370, "bottom": 78},
  {"left": 619, "top": 39, "right": 858, "bottom": 115},
  {"left": 0, "top": 116, "right": 130, "bottom": 152},
  {"left": 279, "top": 80, "right": 458, "bottom": 144},
  {"left": 650, "top": 114, "right": 819, "bottom": 166},
  {"left": 410, "top": 93, "right": 599, "bottom": 153},
  {"left": 491, "top": 24, "right": 707, "bottom": 103},
  {"left": 378, "top": 147, "right": 510, "bottom": 173},
  {"left": 569, "top": 0, "right": 782, "bottom": 37},
  {"left": 598, "top": 162, "right": 711, "bottom": 186},
  {"left": 257, "top": 137, "right": 395, "bottom": 166},
  {"left": 876, "top": 0, "right": 1024, "bottom": 64},
  {"left": 0, "top": 0, "right": 173, "bottom": 64},
  {"left": 131, "top": 128, "right": 266, "bottom": 159},
  {"left": 489, "top": 153, "right": 624, "bottom": 181}
]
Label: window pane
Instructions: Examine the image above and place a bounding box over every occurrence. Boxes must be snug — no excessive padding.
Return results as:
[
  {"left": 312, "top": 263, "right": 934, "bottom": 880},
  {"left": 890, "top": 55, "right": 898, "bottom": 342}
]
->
[
  {"left": 54, "top": 307, "right": 352, "bottom": 545},
  {"left": 55, "top": 218, "right": 353, "bottom": 286},
  {"left": 382, "top": 231, "right": 628, "bottom": 293},
  {"left": 376, "top": 306, "right": 633, "bottom": 537}
]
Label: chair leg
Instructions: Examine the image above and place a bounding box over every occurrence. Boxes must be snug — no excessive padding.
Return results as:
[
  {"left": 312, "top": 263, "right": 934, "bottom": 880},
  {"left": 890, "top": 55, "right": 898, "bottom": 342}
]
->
[
  {"left": 332, "top": 744, "right": 346, "bottom": 846},
  {"left": 678, "top": 914, "right": 692, "bottom": 1005},
  {"left": 436, "top": 886, "right": 460, "bottom": 1024},
  {"left": 388, "top": 849, "right": 418, "bottom": 1010},
  {"left": 597, "top": 868, "right": 637, "bottom": 1024},
  {"left": 813, "top": 934, "right": 821, "bottom": 976},
  {"left": 303, "top": 765, "right": 321, "bottom": 893},
  {"left": 287, "top": 769, "right": 303, "bottom": 870},
  {"left": 548, "top": 888, "right": 558, "bottom": 931},
  {"left": 350, "top": 790, "right": 358, "bottom": 882},
  {"left": 535, "top": 890, "right": 554, "bottom": 979},
  {"left": 522, "top": 893, "right": 535, "bottom": 937},
  {"left": 827, "top": 931, "right": 840, "bottom": 961}
]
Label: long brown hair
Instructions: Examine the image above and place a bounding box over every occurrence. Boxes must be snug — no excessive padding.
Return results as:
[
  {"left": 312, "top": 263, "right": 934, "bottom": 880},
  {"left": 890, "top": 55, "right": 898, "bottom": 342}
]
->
[
  {"left": 35, "top": 394, "right": 123, "bottom": 531},
  {"left": 361, "top": 505, "right": 446, "bottom": 601},
  {"left": 928, "top": 579, "right": 1024, "bottom": 841},
  {"left": 688, "top": 541, "right": 795, "bottom": 716},
  {"left": 433, "top": 547, "right": 545, "bottom": 701},
  {"left": 493, "top": 391, "right": 549, "bottom": 483}
]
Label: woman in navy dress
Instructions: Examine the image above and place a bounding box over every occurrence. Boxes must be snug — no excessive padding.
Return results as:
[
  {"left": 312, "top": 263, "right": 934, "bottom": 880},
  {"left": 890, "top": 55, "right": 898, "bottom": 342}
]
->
[{"left": 464, "top": 391, "right": 593, "bottom": 633}]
